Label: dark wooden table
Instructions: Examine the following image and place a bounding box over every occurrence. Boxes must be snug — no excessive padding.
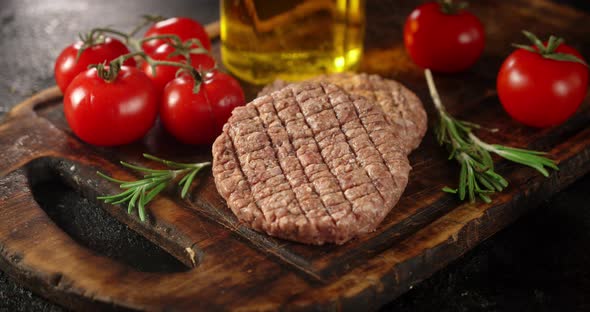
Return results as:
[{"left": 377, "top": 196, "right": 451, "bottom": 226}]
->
[{"left": 0, "top": 0, "right": 589, "bottom": 311}]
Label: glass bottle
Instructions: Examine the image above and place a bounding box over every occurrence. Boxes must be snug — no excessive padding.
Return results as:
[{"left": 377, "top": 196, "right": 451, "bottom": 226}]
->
[{"left": 220, "top": 0, "right": 366, "bottom": 84}]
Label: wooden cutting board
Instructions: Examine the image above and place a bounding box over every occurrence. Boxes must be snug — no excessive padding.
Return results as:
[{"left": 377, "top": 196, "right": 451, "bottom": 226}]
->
[{"left": 1, "top": 0, "right": 589, "bottom": 310}]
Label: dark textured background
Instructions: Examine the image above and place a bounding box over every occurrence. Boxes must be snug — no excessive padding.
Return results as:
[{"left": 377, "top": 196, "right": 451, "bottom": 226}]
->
[{"left": 1, "top": 0, "right": 589, "bottom": 311}]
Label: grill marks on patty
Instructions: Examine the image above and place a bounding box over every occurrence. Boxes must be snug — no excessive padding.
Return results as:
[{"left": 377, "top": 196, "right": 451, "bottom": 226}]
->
[
  {"left": 334, "top": 73, "right": 427, "bottom": 154},
  {"left": 259, "top": 73, "right": 428, "bottom": 154},
  {"left": 213, "top": 81, "right": 411, "bottom": 245}
]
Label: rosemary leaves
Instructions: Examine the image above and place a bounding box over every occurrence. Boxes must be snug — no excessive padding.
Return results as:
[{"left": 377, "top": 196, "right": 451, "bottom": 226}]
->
[
  {"left": 425, "top": 69, "right": 558, "bottom": 203},
  {"left": 97, "top": 154, "right": 210, "bottom": 221}
]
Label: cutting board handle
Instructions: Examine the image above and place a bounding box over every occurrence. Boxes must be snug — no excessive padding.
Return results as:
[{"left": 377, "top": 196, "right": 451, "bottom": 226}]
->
[{"left": 0, "top": 87, "right": 261, "bottom": 310}]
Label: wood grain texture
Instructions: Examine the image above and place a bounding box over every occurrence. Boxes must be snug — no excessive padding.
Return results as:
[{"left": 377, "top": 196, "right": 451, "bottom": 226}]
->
[{"left": 0, "top": 0, "right": 589, "bottom": 310}]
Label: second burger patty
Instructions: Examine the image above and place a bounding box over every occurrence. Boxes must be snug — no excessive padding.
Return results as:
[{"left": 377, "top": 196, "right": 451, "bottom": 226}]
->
[
  {"left": 213, "top": 81, "right": 411, "bottom": 245},
  {"left": 259, "top": 73, "right": 428, "bottom": 154}
]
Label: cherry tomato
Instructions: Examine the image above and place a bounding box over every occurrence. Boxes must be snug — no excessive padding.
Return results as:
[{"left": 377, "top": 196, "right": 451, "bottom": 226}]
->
[
  {"left": 142, "top": 17, "right": 211, "bottom": 55},
  {"left": 403, "top": 2, "right": 485, "bottom": 73},
  {"left": 64, "top": 66, "right": 158, "bottom": 146},
  {"left": 140, "top": 43, "right": 216, "bottom": 96},
  {"left": 160, "top": 71, "right": 245, "bottom": 145},
  {"left": 54, "top": 37, "right": 136, "bottom": 93},
  {"left": 497, "top": 43, "right": 589, "bottom": 128}
]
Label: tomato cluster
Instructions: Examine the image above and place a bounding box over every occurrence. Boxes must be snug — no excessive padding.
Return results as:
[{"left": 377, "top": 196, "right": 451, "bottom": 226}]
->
[
  {"left": 403, "top": 1, "right": 588, "bottom": 128},
  {"left": 55, "top": 17, "right": 244, "bottom": 146}
]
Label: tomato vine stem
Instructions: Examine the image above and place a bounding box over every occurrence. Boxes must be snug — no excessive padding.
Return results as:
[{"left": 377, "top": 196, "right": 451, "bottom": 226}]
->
[
  {"left": 89, "top": 50, "right": 203, "bottom": 92},
  {"left": 75, "top": 15, "right": 166, "bottom": 60},
  {"left": 513, "top": 30, "right": 588, "bottom": 66},
  {"left": 138, "top": 34, "right": 183, "bottom": 47},
  {"left": 129, "top": 14, "right": 165, "bottom": 36},
  {"left": 437, "top": 0, "right": 468, "bottom": 14}
]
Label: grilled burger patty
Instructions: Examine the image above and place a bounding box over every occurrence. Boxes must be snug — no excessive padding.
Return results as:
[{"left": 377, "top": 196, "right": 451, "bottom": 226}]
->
[
  {"left": 259, "top": 73, "right": 427, "bottom": 154},
  {"left": 212, "top": 81, "right": 411, "bottom": 245}
]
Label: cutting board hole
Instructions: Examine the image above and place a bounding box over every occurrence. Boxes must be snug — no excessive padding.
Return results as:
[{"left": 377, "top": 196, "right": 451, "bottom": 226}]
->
[{"left": 26, "top": 159, "right": 189, "bottom": 273}]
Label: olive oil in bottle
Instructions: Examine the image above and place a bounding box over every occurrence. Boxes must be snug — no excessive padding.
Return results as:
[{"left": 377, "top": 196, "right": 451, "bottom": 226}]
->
[{"left": 220, "top": 0, "right": 366, "bottom": 84}]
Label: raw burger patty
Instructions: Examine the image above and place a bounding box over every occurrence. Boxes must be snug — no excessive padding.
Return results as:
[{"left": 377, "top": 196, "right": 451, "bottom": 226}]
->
[
  {"left": 212, "top": 81, "right": 411, "bottom": 245},
  {"left": 259, "top": 73, "right": 427, "bottom": 154}
]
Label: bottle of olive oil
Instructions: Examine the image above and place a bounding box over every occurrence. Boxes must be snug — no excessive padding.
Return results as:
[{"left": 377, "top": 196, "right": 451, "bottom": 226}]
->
[{"left": 221, "top": 0, "right": 366, "bottom": 85}]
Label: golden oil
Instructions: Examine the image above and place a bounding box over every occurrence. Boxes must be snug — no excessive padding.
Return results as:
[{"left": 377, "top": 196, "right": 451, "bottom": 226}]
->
[{"left": 220, "top": 0, "right": 366, "bottom": 85}]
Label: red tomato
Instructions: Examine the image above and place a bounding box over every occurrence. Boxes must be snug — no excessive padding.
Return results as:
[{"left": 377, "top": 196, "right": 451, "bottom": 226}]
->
[
  {"left": 189, "top": 53, "right": 216, "bottom": 72},
  {"left": 142, "top": 17, "right": 211, "bottom": 55},
  {"left": 403, "top": 2, "right": 485, "bottom": 73},
  {"left": 497, "top": 43, "right": 589, "bottom": 128},
  {"left": 54, "top": 37, "right": 135, "bottom": 93},
  {"left": 64, "top": 66, "right": 158, "bottom": 146},
  {"left": 140, "top": 43, "right": 216, "bottom": 96},
  {"left": 160, "top": 71, "right": 245, "bottom": 145}
]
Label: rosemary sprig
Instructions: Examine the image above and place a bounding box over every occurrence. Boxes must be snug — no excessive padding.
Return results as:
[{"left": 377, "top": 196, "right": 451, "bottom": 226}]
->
[
  {"left": 425, "top": 69, "right": 558, "bottom": 203},
  {"left": 97, "top": 154, "right": 210, "bottom": 221}
]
